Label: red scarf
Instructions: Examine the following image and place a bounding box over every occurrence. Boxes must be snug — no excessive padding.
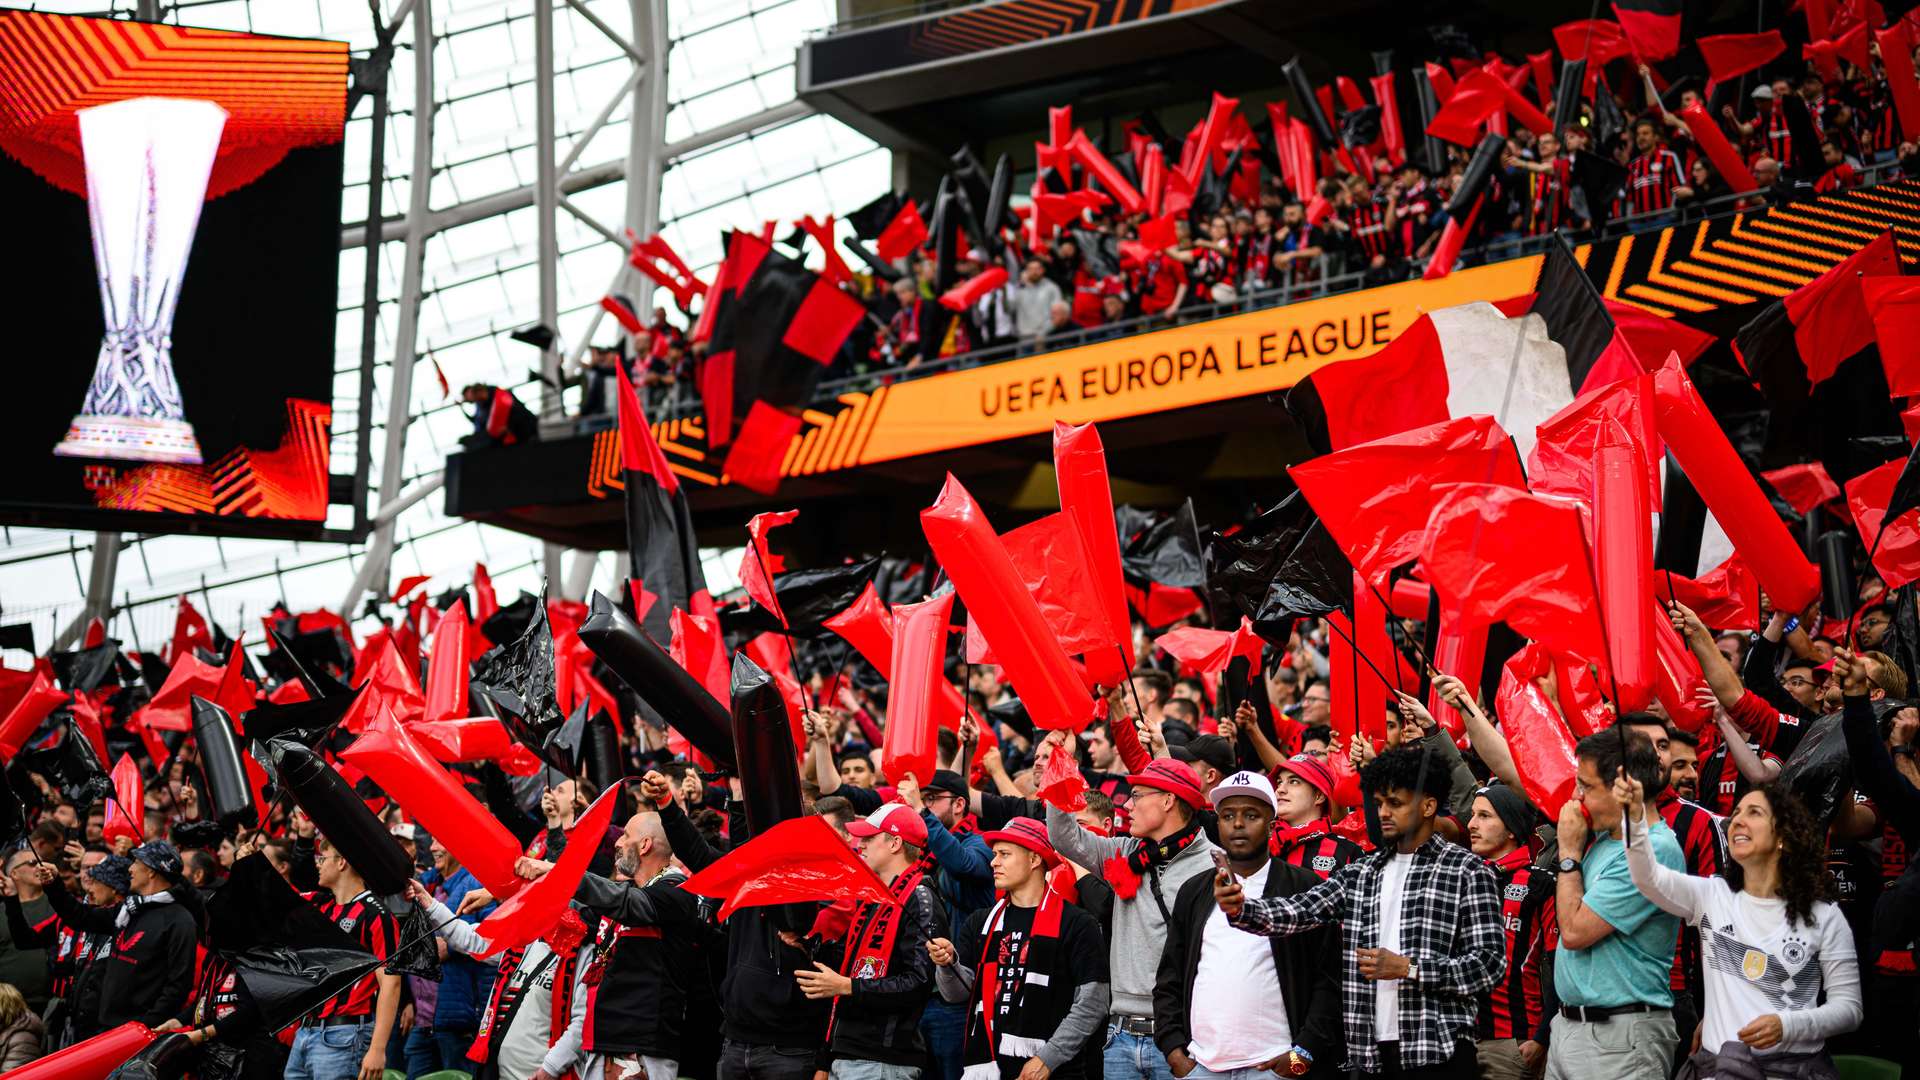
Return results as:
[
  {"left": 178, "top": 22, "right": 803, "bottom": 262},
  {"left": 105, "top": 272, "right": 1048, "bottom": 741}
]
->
[
  {"left": 971, "top": 888, "right": 1065, "bottom": 1063},
  {"left": 1102, "top": 819, "right": 1202, "bottom": 900},
  {"left": 467, "top": 907, "right": 592, "bottom": 1077},
  {"left": 1269, "top": 815, "right": 1332, "bottom": 857},
  {"left": 829, "top": 865, "right": 925, "bottom": 1037}
]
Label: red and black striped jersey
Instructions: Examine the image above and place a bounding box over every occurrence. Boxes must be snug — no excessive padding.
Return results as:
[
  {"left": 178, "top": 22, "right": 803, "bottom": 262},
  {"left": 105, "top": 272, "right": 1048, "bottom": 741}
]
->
[
  {"left": 1477, "top": 847, "right": 1556, "bottom": 1043},
  {"left": 1626, "top": 148, "right": 1684, "bottom": 215},
  {"left": 1526, "top": 159, "right": 1574, "bottom": 236},
  {"left": 1344, "top": 199, "right": 1402, "bottom": 262},
  {"left": 1696, "top": 691, "right": 1803, "bottom": 815},
  {"left": 1658, "top": 792, "right": 1724, "bottom": 999},
  {"left": 1764, "top": 105, "right": 1795, "bottom": 167},
  {"left": 1269, "top": 817, "right": 1365, "bottom": 879},
  {"left": 306, "top": 890, "right": 395, "bottom": 1019}
]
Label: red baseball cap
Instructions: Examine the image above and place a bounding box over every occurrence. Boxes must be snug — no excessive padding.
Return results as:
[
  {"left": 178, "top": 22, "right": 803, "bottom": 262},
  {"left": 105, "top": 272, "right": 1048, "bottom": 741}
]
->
[
  {"left": 845, "top": 803, "right": 929, "bottom": 847},
  {"left": 1272, "top": 754, "right": 1337, "bottom": 816},
  {"left": 1125, "top": 759, "right": 1208, "bottom": 811},
  {"left": 980, "top": 817, "right": 1061, "bottom": 867}
]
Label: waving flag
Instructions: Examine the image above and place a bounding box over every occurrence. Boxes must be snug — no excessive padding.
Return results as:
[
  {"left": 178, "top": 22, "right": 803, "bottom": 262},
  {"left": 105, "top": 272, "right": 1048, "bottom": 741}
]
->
[{"left": 617, "top": 364, "right": 712, "bottom": 637}]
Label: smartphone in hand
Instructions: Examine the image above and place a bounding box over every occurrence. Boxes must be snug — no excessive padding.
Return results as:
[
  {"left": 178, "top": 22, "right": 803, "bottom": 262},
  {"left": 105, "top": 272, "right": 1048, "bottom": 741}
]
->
[{"left": 1211, "top": 849, "right": 1232, "bottom": 882}]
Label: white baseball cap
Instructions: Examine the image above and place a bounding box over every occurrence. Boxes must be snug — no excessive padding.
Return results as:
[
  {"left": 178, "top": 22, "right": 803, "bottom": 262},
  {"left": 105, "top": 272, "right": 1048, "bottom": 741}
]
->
[{"left": 1208, "top": 769, "right": 1277, "bottom": 812}]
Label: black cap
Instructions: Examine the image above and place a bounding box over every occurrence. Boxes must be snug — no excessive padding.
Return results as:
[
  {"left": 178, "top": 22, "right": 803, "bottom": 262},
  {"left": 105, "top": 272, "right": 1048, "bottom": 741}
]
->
[
  {"left": 922, "top": 770, "right": 968, "bottom": 796},
  {"left": 1182, "top": 734, "right": 1236, "bottom": 776}
]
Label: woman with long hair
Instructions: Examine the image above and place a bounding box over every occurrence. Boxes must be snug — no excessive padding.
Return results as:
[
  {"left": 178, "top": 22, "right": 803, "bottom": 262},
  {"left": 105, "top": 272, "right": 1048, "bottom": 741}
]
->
[{"left": 1618, "top": 772, "right": 1860, "bottom": 1078}]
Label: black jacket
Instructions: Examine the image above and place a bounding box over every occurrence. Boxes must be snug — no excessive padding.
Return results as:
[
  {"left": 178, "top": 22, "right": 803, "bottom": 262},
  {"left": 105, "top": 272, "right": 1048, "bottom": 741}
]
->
[
  {"left": 572, "top": 868, "right": 703, "bottom": 1057},
  {"left": 658, "top": 800, "right": 828, "bottom": 1050},
  {"left": 47, "top": 888, "right": 198, "bottom": 1032},
  {"left": 1154, "top": 856, "right": 1342, "bottom": 1076},
  {"left": 817, "top": 877, "right": 947, "bottom": 1068}
]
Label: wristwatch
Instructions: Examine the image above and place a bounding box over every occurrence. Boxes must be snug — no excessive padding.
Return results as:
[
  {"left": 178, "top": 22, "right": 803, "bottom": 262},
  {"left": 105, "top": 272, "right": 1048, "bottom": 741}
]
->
[
  {"left": 1405, "top": 959, "right": 1419, "bottom": 986},
  {"left": 1557, "top": 856, "right": 1582, "bottom": 875},
  {"left": 1283, "top": 1048, "right": 1313, "bottom": 1077}
]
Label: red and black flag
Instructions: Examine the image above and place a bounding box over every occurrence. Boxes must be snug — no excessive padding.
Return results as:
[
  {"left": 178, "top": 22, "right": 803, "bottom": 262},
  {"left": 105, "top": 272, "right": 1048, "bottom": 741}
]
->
[
  {"left": 1527, "top": 233, "right": 1644, "bottom": 393},
  {"left": 697, "top": 231, "right": 866, "bottom": 494},
  {"left": 1734, "top": 232, "right": 1906, "bottom": 482},
  {"left": 616, "top": 361, "right": 712, "bottom": 640},
  {"left": 1611, "top": 0, "right": 1682, "bottom": 61}
]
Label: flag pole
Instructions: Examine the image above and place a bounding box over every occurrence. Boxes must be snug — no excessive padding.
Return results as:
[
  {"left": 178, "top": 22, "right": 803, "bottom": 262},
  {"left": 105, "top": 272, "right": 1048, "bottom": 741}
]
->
[
  {"left": 748, "top": 544, "right": 809, "bottom": 695},
  {"left": 1320, "top": 611, "right": 1401, "bottom": 694}
]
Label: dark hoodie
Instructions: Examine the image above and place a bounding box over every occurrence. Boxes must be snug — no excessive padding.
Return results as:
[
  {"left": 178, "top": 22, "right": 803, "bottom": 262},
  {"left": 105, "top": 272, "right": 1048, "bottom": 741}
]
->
[{"left": 46, "top": 884, "right": 198, "bottom": 1031}]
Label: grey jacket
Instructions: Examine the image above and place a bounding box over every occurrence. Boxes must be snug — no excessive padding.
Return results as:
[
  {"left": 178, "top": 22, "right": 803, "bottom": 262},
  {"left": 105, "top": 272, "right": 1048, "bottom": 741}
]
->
[{"left": 1046, "top": 803, "right": 1219, "bottom": 1018}]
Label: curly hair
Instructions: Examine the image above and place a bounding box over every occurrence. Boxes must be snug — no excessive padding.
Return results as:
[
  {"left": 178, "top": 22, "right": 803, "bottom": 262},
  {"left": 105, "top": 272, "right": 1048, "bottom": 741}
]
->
[
  {"left": 1720, "top": 781, "right": 1829, "bottom": 929},
  {"left": 1359, "top": 747, "right": 1450, "bottom": 804}
]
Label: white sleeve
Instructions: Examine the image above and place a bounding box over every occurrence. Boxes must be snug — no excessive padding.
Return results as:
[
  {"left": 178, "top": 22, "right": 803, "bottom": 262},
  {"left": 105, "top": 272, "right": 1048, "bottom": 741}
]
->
[
  {"left": 425, "top": 897, "right": 495, "bottom": 962},
  {"left": 1776, "top": 906, "right": 1863, "bottom": 1046},
  {"left": 540, "top": 945, "right": 594, "bottom": 1076},
  {"left": 1622, "top": 812, "right": 1713, "bottom": 924}
]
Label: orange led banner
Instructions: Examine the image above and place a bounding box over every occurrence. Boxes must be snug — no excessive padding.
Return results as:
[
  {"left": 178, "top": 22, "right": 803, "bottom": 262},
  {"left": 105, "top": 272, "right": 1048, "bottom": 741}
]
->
[{"left": 847, "top": 258, "right": 1543, "bottom": 466}]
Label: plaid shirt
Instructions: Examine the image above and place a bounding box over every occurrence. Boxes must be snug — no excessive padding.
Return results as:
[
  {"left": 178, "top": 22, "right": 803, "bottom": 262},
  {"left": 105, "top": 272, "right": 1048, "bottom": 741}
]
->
[{"left": 1226, "top": 834, "right": 1505, "bottom": 1073}]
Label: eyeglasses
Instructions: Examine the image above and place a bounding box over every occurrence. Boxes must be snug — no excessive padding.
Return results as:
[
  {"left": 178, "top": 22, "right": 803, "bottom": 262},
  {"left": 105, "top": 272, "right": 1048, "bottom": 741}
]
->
[{"left": 1782, "top": 676, "right": 1815, "bottom": 688}]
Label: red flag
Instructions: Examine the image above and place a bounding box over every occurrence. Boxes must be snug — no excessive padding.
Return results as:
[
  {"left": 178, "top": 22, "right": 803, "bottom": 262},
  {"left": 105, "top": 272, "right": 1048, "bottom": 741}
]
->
[
  {"left": 1527, "top": 373, "right": 1662, "bottom": 511},
  {"left": 1604, "top": 300, "right": 1716, "bottom": 371},
  {"left": 1037, "top": 744, "right": 1089, "bottom": 812},
  {"left": 0, "top": 668, "right": 65, "bottom": 761},
  {"left": 1420, "top": 484, "right": 1613, "bottom": 682},
  {"left": 212, "top": 642, "right": 256, "bottom": 723},
  {"left": 1496, "top": 644, "right": 1581, "bottom": 813},
  {"left": 1284, "top": 315, "right": 1450, "bottom": 451},
  {"left": 1611, "top": 0, "right": 1682, "bottom": 60},
  {"left": 1152, "top": 616, "right": 1263, "bottom": 676},
  {"left": 876, "top": 201, "right": 929, "bottom": 263},
  {"left": 1862, "top": 276, "right": 1920, "bottom": 397},
  {"left": 137, "top": 651, "right": 229, "bottom": 733},
  {"left": 739, "top": 510, "right": 799, "bottom": 627},
  {"left": 1878, "top": 21, "right": 1920, "bottom": 145},
  {"left": 1781, "top": 231, "right": 1900, "bottom": 385},
  {"left": 670, "top": 608, "right": 731, "bottom": 706},
  {"left": 1667, "top": 557, "right": 1763, "bottom": 630},
  {"left": 1698, "top": 30, "right": 1786, "bottom": 88},
  {"left": 168, "top": 597, "right": 214, "bottom": 665},
  {"left": 473, "top": 786, "right": 621, "bottom": 957},
  {"left": 103, "top": 754, "right": 144, "bottom": 847},
  {"left": 390, "top": 575, "right": 430, "bottom": 604},
  {"left": 794, "top": 214, "right": 852, "bottom": 286},
  {"left": 1425, "top": 69, "right": 1508, "bottom": 146},
  {"left": 1847, "top": 457, "right": 1920, "bottom": 589},
  {"left": 1554, "top": 19, "right": 1631, "bottom": 65},
  {"left": 1289, "top": 415, "right": 1527, "bottom": 586},
  {"left": 1761, "top": 463, "right": 1842, "bottom": 514},
  {"left": 962, "top": 513, "right": 1107, "bottom": 665},
  {"left": 1804, "top": 22, "right": 1872, "bottom": 83},
  {"left": 424, "top": 602, "right": 469, "bottom": 725},
  {"left": 682, "top": 815, "right": 894, "bottom": 919}
]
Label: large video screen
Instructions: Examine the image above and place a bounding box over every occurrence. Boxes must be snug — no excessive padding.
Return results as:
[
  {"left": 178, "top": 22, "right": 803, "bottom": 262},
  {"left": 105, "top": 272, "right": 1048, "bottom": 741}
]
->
[{"left": 0, "top": 11, "right": 349, "bottom": 539}]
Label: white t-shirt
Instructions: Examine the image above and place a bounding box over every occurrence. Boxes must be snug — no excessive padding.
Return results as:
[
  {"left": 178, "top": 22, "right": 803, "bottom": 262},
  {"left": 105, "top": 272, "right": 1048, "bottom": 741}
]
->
[
  {"left": 496, "top": 940, "right": 560, "bottom": 1080},
  {"left": 1190, "top": 862, "right": 1294, "bottom": 1069},
  {"left": 1625, "top": 818, "right": 1862, "bottom": 1055},
  {"left": 1373, "top": 854, "right": 1413, "bottom": 1044}
]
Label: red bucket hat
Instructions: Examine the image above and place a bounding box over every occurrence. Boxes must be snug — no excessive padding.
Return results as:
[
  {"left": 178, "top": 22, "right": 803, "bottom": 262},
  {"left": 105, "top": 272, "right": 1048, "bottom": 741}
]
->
[
  {"left": 1126, "top": 759, "right": 1208, "bottom": 811},
  {"left": 980, "top": 817, "right": 1061, "bottom": 867},
  {"left": 1272, "top": 754, "right": 1338, "bottom": 816}
]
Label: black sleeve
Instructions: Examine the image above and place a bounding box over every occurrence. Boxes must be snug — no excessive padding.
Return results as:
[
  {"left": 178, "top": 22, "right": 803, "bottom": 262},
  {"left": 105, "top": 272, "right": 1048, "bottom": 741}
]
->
[
  {"left": 43, "top": 882, "right": 116, "bottom": 934},
  {"left": 1741, "top": 635, "right": 1798, "bottom": 717},
  {"left": 142, "top": 915, "right": 199, "bottom": 1027},
  {"left": 953, "top": 909, "right": 987, "bottom": 977},
  {"left": 3, "top": 895, "right": 53, "bottom": 950},
  {"left": 657, "top": 800, "right": 723, "bottom": 873},
  {"left": 1294, "top": 909, "right": 1344, "bottom": 1065},
  {"left": 824, "top": 784, "right": 884, "bottom": 815},
  {"left": 977, "top": 791, "right": 1045, "bottom": 831},
  {"left": 1842, "top": 693, "right": 1920, "bottom": 844},
  {"left": 572, "top": 871, "right": 701, "bottom": 928},
  {"left": 850, "top": 887, "right": 939, "bottom": 1011},
  {"left": 289, "top": 836, "right": 320, "bottom": 894},
  {"left": 1153, "top": 879, "right": 1199, "bottom": 1055}
]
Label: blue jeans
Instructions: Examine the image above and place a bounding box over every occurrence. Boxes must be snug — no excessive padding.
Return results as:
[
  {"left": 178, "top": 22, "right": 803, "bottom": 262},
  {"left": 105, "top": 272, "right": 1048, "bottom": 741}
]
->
[
  {"left": 920, "top": 997, "right": 965, "bottom": 1080},
  {"left": 286, "top": 1021, "right": 374, "bottom": 1080},
  {"left": 1104, "top": 1025, "right": 1178, "bottom": 1080},
  {"left": 1185, "top": 1065, "right": 1269, "bottom": 1080},
  {"left": 405, "top": 1025, "right": 475, "bottom": 1076},
  {"left": 718, "top": 1039, "right": 816, "bottom": 1080}
]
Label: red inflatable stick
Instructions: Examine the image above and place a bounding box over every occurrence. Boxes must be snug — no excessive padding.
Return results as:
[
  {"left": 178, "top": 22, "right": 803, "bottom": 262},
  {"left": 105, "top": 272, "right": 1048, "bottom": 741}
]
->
[
  {"left": 1652, "top": 353, "right": 1820, "bottom": 612},
  {"left": 1424, "top": 609, "right": 1485, "bottom": 739},
  {"left": 1592, "top": 419, "right": 1655, "bottom": 711},
  {"left": 1496, "top": 648, "right": 1581, "bottom": 814},
  {"left": 1183, "top": 92, "right": 1241, "bottom": 185},
  {"left": 1139, "top": 143, "right": 1167, "bottom": 216},
  {"left": 1678, "top": 102, "right": 1758, "bottom": 193},
  {"left": 825, "top": 585, "right": 969, "bottom": 731},
  {"left": 1879, "top": 22, "right": 1920, "bottom": 144},
  {"left": 411, "top": 719, "right": 514, "bottom": 764},
  {"left": 4, "top": 1021, "right": 153, "bottom": 1080},
  {"left": 0, "top": 667, "right": 64, "bottom": 761},
  {"left": 1154, "top": 617, "right": 1263, "bottom": 676},
  {"left": 940, "top": 266, "right": 1009, "bottom": 312},
  {"left": 103, "top": 754, "right": 143, "bottom": 848},
  {"left": 883, "top": 593, "right": 954, "bottom": 787},
  {"left": 1649, "top": 603, "right": 1714, "bottom": 732},
  {"left": 474, "top": 786, "right": 621, "bottom": 957},
  {"left": 1065, "top": 130, "right": 1145, "bottom": 216},
  {"left": 1552, "top": 652, "right": 1612, "bottom": 738},
  {"left": 1054, "top": 422, "right": 1133, "bottom": 685},
  {"left": 922, "top": 474, "right": 1093, "bottom": 731},
  {"left": 1388, "top": 578, "right": 1432, "bottom": 620},
  {"left": 342, "top": 709, "right": 524, "bottom": 898},
  {"left": 424, "top": 602, "right": 469, "bottom": 725}
]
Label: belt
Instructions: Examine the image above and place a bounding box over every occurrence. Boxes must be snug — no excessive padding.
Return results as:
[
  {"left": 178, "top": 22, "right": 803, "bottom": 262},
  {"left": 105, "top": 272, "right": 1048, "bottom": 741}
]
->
[
  {"left": 1111, "top": 1015, "right": 1154, "bottom": 1036},
  {"left": 1559, "top": 1003, "right": 1659, "bottom": 1023},
  {"left": 300, "top": 1014, "right": 370, "bottom": 1029}
]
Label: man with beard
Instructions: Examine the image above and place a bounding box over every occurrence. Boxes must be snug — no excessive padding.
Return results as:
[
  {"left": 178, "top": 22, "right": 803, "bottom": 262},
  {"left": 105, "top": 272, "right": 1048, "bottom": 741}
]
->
[
  {"left": 1156, "top": 772, "right": 1339, "bottom": 1078},
  {"left": 1464, "top": 784, "right": 1555, "bottom": 1080},
  {"left": 1217, "top": 749, "right": 1503, "bottom": 1078},
  {"left": 1666, "top": 729, "right": 1701, "bottom": 804},
  {"left": 539, "top": 810, "right": 701, "bottom": 1080},
  {"left": 928, "top": 819, "right": 1108, "bottom": 1080},
  {"left": 798, "top": 803, "right": 947, "bottom": 1080}
]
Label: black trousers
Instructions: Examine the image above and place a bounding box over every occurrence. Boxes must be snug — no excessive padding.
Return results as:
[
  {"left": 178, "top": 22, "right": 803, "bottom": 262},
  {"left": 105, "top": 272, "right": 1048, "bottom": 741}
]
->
[{"left": 1368, "top": 1041, "right": 1477, "bottom": 1079}]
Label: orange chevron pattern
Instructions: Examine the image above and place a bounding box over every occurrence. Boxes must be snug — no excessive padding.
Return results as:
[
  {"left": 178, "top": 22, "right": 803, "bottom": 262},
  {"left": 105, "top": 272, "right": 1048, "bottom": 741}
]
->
[
  {"left": 90, "top": 399, "right": 331, "bottom": 519},
  {"left": 0, "top": 10, "right": 347, "bottom": 198},
  {"left": 905, "top": 0, "right": 1231, "bottom": 60}
]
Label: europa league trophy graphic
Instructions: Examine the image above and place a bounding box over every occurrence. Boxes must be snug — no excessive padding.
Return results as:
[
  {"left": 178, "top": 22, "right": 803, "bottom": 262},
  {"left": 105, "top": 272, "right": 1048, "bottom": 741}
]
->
[{"left": 52, "top": 96, "right": 228, "bottom": 465}]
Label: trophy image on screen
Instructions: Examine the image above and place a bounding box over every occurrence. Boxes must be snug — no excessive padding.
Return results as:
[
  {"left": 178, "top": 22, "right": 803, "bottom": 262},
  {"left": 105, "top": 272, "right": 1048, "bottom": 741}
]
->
[{"left": 51, "top": 97, "right": 227, "bottom": 465}]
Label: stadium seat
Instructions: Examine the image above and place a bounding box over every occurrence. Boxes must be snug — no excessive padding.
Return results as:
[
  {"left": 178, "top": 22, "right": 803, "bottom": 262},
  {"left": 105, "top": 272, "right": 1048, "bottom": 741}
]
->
[{"left": 1833, "top": 1055, "right": 1901, "bottom": 1080}]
